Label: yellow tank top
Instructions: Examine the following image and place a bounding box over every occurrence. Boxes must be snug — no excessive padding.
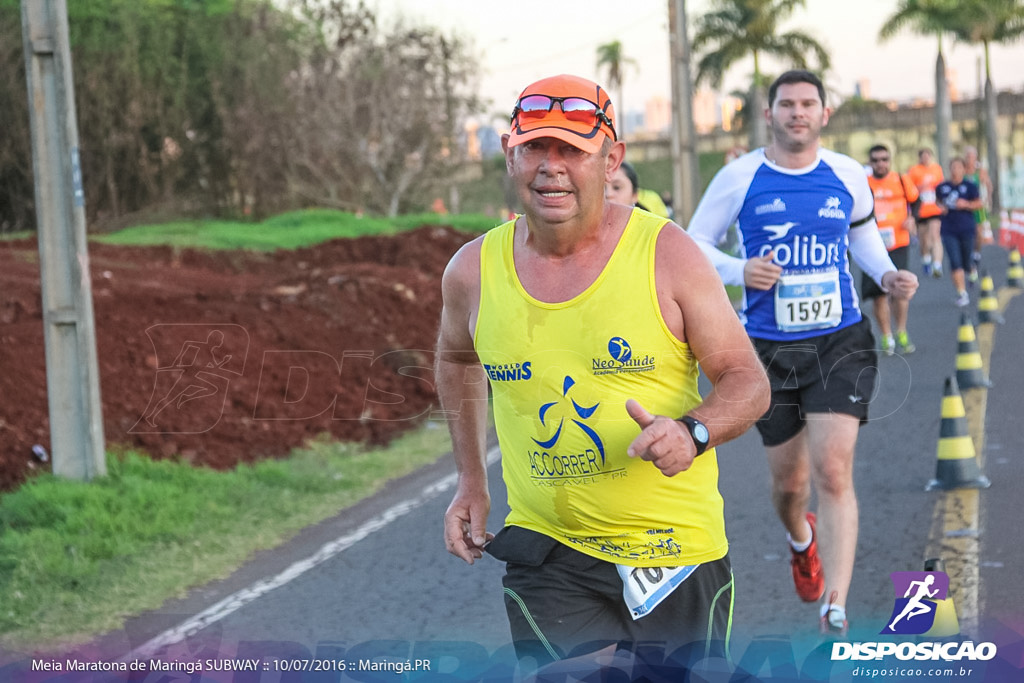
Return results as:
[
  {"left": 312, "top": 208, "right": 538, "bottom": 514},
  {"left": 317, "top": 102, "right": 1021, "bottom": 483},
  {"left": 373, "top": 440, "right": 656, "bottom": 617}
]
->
[{"left": 474, "top": 209, "right": 728, "bottom": 567}]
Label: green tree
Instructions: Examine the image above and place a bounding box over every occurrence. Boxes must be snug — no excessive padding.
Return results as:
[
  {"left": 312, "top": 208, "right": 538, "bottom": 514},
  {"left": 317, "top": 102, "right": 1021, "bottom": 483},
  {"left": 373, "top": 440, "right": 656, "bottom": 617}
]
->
[
  {"left": 596, "top": 40, "right": 636, "bottom": 126},
  {"left": 0, "top": 0, "right": 34, "bottom": 232},
  {"left": 946, "top": 0, "right": 1024, "bottom": 218},
  {"left": 1, "top": 0, "right": 480, "bottom": 229},
  {"left": 288, "top": 7, "right": 481, "bottom": 217},
  {"left": 878, "top": 0, "right": 959, "bottom": 170},
  {"left": 691, "top": 0, "right": 829, "bottom": 149}
]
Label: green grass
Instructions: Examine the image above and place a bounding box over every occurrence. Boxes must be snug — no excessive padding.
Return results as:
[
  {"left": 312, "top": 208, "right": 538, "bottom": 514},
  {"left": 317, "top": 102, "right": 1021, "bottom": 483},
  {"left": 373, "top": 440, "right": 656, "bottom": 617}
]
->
[
  {"left": 0, "top": 209, "right": 500, "bottom": 654},
  {"left": 0, "top": 231, "right": 35, "bottom": 241},
  {"left": 0, "top": 422, "right": 456, "bottom": 652},
  {"left": 93, "top": 209, "right": 501, "bottom": 250}
]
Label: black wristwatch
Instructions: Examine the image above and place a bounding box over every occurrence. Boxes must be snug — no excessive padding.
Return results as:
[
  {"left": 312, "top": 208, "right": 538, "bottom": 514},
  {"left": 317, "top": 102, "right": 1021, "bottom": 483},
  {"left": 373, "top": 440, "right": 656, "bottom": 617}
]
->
[{"left": 678, "top": 415, "right": 710, "bottom": 456}]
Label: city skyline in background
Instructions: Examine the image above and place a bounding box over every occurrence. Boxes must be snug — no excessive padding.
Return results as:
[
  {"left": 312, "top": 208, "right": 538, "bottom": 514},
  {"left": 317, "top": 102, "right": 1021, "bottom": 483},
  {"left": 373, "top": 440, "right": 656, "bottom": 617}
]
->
[{"left": 382, "top": 0, "right": 1024, "bottom": 141}]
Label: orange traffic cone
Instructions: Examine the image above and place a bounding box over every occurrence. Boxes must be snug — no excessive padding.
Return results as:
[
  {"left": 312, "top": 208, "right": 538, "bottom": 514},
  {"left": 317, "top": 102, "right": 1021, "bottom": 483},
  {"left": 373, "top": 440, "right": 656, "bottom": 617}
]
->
[{"left": 926, "top": 377, "right": 991, "bottom": 491}]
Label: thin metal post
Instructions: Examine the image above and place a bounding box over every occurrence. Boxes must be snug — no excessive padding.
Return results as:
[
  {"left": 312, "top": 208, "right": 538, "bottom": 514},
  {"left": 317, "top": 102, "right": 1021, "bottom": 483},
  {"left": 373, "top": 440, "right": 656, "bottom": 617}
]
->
[{"left": 21, "top": 0, "right": 106, "bottom": 480}]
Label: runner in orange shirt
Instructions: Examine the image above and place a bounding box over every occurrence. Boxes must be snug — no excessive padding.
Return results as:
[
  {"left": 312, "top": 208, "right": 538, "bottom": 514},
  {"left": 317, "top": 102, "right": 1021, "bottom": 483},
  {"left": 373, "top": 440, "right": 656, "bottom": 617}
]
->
[
  {"left": 907, "top": 148, "right": 944, "bottom": 278},
  {"left": 866, "top": 144, "right": 920, "bottom": 355}
]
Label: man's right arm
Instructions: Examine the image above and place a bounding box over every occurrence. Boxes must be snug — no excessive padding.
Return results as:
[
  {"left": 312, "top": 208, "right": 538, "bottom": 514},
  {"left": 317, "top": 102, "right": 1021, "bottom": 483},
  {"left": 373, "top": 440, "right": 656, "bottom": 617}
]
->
[
  {"left": 436, "top": 238, "right": 493, "bottom": 564},
  {"left": 687, "top": 157, "right": 781, "bottom": 290},
  {"left": 686, "top": 164, "right": 749, "bottom": 286}
]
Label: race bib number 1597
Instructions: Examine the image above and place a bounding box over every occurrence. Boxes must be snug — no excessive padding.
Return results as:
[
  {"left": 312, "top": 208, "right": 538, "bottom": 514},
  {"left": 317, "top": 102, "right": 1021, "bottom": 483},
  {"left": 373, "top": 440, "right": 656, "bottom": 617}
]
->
[{"left": 774, "top": 270, "right": 843, "bottom": 332}]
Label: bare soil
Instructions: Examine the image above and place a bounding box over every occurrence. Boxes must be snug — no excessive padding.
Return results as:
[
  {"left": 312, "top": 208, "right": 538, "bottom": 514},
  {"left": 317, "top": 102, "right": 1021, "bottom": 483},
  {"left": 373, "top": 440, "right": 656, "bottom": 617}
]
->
[{"left": 0, "top": 226, "right": 478, "bottom": 492}]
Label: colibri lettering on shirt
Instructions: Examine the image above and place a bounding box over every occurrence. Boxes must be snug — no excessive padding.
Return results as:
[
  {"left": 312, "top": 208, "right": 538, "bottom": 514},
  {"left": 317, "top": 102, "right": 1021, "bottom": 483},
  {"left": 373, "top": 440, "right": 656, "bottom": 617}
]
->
[{"left": 757, "top": 233, "right": 842, "bottom": 268}]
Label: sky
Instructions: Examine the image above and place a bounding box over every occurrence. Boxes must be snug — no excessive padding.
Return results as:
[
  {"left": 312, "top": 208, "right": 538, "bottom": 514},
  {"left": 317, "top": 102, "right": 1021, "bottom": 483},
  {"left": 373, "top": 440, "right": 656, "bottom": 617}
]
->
[{"left": 376, "top": 0, "right": 1024, "bottom": 122}]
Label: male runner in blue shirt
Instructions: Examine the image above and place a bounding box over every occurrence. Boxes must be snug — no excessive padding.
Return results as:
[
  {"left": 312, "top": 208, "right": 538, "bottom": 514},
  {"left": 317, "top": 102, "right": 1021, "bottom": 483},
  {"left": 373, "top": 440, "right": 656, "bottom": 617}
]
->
[{"left": 687, "top": 70, "right": 919, "bottom": 635}]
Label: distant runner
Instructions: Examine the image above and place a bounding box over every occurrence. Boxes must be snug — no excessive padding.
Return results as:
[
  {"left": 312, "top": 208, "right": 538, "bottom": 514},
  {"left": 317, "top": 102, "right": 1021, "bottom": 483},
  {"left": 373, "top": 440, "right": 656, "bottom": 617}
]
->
[
  {"left": 936, "top": 157, "right": 983, "bottom": 307},
  {"left": 907, "top": 148, "right": 945, "bottom": 278},
  {"left": 865, "top": 144, "right": 920, "bottom": 355}
]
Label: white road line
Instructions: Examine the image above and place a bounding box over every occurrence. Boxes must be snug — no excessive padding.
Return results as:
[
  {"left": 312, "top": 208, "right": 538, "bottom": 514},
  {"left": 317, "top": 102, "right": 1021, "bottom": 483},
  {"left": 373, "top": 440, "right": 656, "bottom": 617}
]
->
[{"left": 121, "top": 445, "right": 501, "bottom": 660}]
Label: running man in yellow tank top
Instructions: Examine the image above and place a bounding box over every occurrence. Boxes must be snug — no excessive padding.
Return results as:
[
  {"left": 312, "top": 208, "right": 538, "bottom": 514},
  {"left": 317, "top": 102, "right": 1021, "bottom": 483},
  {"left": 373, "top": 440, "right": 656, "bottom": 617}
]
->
[{"left": 436, "top": 74, "right": 769, "bottom": 670}]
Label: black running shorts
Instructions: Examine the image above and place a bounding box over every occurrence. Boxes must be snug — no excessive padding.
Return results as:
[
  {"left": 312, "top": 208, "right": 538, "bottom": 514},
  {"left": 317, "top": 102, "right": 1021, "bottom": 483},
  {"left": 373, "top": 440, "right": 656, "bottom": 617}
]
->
[
  {"left": 485, "top": 525, "right": 733, "bottom": 668},
  {"left": 751, "top": 317, "right": 878, "bottom": 447}
]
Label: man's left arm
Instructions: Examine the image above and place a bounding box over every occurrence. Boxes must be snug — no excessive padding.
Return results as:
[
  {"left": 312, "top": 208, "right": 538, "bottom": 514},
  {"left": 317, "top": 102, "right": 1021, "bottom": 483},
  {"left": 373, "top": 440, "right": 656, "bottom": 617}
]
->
[
  {"left": 626, "top": 225, "right": 770, "bottom": 477},
  {"left": 846, "top": 167, "right": 919, "bottom": 300}
]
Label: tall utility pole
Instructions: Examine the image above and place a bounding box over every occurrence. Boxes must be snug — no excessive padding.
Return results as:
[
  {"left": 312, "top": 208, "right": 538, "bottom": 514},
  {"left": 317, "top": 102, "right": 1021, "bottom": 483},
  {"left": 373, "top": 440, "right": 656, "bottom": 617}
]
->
[
  {"left": 668, "top": 0, "right": 700, "bottom": 226},
  {"left": 22, "top": 0, "right": 106, "bottom": 480}
]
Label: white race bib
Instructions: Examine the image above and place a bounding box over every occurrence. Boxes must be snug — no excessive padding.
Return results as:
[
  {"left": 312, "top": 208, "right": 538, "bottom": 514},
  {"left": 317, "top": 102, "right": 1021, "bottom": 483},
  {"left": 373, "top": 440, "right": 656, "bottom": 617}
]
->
[
  {"left": 920, "top": 189, "right": 936, "bottom": 204},
  {"left": 616, "top": 563, "right": 698, "bottom": 620},
  {"left": 774, "top": 270, "right": 843, "bottom": 332}
]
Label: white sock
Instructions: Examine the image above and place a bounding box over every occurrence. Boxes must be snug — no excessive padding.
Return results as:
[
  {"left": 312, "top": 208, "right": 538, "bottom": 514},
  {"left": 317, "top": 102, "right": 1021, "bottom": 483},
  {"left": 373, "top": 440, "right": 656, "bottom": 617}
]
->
[
  {"left": 821, "top": 603, "right": 847, "bottom": 626},
  {"left": 787, "top": 520, "right": 813, "bottom": 552}
]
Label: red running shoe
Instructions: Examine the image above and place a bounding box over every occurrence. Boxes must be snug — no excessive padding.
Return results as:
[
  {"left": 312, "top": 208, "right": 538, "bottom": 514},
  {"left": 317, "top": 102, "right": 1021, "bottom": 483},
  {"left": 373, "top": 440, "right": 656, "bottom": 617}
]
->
[{"left": 791, "top": 512, "right": 825, "bottom": 602}]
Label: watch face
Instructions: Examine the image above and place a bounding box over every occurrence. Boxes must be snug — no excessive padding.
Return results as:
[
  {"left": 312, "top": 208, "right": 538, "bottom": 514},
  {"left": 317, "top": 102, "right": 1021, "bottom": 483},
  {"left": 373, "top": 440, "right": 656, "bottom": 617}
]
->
[{"left": 693, "top": 423, "right": 710, "bottom": 443}]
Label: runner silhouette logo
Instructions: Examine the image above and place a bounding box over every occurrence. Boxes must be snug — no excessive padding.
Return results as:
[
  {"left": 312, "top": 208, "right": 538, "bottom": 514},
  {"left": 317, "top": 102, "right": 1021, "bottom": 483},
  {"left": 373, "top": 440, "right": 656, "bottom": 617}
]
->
[
  {"left": 881, "top": 571, "right": 949, "bottom": 635},
  {"left": 608, "top": 336, "right": 632, "bottom": 363}
]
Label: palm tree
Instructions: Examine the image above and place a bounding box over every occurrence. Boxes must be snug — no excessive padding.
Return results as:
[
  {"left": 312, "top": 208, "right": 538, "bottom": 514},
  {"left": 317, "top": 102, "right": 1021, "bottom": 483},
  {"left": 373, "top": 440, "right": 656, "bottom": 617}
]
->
[
  {"left": 596, "top": 40, "right": 636, "bottom": 129},
  {"left": 946, "top": 0, "right": 1024, "bottom": 219},
  {"left": 691, "top": 0, "right": 829, "bottom": 149},
  {"left": 878, "top": 0, "right": 959, "bottom": 170}
]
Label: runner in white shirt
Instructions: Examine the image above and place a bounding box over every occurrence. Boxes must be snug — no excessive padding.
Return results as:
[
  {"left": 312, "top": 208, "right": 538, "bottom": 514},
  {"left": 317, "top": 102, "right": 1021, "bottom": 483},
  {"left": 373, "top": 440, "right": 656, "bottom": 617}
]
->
[{"left": 687, "top": 70, "right": 919, "bottom": 635}]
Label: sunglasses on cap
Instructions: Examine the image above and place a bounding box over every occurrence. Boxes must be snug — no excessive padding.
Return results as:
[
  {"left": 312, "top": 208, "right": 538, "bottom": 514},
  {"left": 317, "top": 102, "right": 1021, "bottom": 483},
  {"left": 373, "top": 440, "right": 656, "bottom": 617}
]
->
[{"left": 511, "top": 95, "right": 617, "bottom": 140}]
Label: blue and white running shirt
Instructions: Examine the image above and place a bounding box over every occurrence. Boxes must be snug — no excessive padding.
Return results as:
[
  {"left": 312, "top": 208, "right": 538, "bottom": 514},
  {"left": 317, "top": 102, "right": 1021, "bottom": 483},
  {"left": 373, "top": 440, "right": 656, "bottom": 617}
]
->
[{"left": 688, "top": 148, "right": 896, "bottom": 341}]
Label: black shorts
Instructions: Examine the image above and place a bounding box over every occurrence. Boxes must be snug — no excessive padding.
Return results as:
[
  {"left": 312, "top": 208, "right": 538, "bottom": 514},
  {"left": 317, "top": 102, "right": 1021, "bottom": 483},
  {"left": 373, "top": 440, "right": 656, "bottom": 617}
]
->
[
  {"left": 861, "top": 245, "right": 909, "bottom": 299},
  {"left": 485, "top": 526, "right": 733, "bottom": 667},
  {"left": 751, "top": 317, "right": 878, "bottom": 447}
]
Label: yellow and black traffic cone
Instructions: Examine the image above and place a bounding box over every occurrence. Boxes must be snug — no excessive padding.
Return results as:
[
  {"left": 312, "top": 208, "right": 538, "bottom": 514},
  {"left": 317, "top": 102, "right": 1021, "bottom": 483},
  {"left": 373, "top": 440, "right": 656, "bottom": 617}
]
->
[
  {"left": 977, "top": 271, "right": 1003, "bottom": 324},
  {"left": 955, "top": 314, "right": 992, "bottom": 389},
  {"left": 1008, "top": 248, "right": 1023, "bottom": 289},
  {"left": 922, "top": 558, "right": 960, "bottom": 637},
  {"left": 927, "top": 376, "right": 991, "bottom": 491}
]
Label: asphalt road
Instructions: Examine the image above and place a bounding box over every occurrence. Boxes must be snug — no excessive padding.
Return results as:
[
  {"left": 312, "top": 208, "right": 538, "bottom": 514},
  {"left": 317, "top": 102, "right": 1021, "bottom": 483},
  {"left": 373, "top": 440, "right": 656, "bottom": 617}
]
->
[{"left": 5, "top": 245, "right": 1022, "bottom": 682}]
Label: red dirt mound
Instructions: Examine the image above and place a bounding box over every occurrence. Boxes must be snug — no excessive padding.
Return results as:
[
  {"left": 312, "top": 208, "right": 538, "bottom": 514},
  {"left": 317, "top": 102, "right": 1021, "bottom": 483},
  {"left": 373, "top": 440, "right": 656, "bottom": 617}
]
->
[{"left": 0, "top": 226, "right": 479, "bottom": 492}]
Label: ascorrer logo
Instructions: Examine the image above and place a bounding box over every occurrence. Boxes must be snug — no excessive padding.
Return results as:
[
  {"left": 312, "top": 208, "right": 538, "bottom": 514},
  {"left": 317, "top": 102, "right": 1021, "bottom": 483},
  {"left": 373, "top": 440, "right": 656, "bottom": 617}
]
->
[{"left": 532, "top": 375, "right": 606, "bottom": 466}]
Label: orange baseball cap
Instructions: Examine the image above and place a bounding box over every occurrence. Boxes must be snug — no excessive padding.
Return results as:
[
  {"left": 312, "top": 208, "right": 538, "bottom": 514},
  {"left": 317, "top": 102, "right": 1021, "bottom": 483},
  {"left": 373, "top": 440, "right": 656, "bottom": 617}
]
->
[{"left": 507, "top": 74, "right": 617, "bottom": 154}]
